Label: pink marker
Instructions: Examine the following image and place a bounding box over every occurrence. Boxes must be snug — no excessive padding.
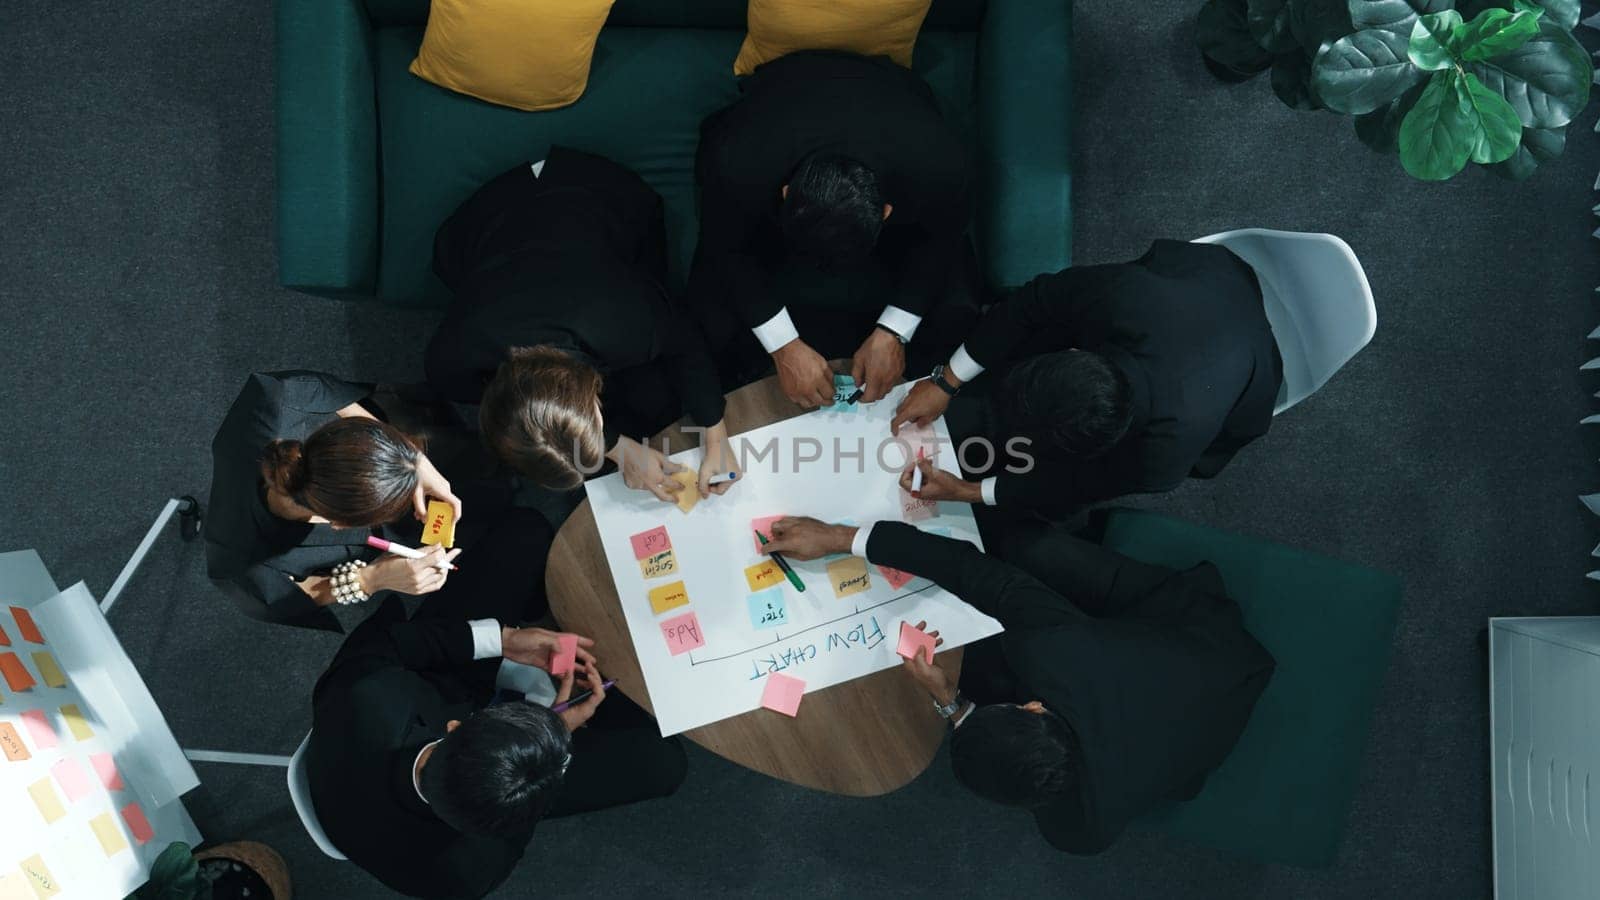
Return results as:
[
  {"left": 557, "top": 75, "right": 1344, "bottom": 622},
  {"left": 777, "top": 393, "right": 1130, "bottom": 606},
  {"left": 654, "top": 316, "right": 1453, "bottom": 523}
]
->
[{"left": 366, "top": 536, "right": 458, "bottom": 571}]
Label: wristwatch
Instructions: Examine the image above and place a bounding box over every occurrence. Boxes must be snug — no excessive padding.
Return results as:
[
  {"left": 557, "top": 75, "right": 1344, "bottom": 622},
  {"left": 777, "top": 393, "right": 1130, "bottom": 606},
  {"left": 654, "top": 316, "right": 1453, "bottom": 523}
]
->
[
  {"left": 929, "top": 364, "right": 961, "bottom": 397},
  {"left": 934, "top": 692, "right": 965, "bottom": 719}
]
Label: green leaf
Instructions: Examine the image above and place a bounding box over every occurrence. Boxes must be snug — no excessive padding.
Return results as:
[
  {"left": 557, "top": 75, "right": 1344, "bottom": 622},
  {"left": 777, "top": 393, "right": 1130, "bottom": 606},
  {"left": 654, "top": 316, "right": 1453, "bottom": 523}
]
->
[
  {"left": 1488, "top": 123, "right": 1566, "bottom": 178},
  {"left": 1272, "top": 51, "right": 1321, "bottom": 107},
  {"left": 1399, "top": 71, "right": 1472, "bottom": 178},
  {"left": 1348, "top": 0, "right": 1456, "bottom": 35},
  {"left": 1313, "top": 27, "right": 1428, "bottom": 113},
  {"left": 1354, "top": 81, "right": 1427, "bottom": 150},
  {"left": 1516, "top": 0, "right": 1578, "bottom": 29},
  {"left": 1459, "top": 69, "right": 1524, "bottom": 161},
  {"left": 1199, "top": 0, "right": 1276, "bottom": 76},
  {"left": 1467, "top": 20, "right": 1592, "bottom": 128},
  {"left": 1250, "top": 0, "right": 1301, "bottom": 51},
  {"left": 1454, "top": 5, "right": 1542, "bottom": 61},
  {"left": 1409, "top": 10, "right": 1463, "bottom": 69},
  {"left": 1292, "top": 0, "right": 1356, "bottom": 50},
  {"left": 138, "top": 842, "right": 201, "bottom": 900}
]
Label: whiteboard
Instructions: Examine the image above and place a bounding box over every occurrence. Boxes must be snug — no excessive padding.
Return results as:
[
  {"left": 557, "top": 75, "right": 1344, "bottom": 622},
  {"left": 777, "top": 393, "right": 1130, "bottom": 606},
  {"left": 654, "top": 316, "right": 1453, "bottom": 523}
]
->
[{"left": 586, "top": 382, "right": 1003, "bottom": 736}]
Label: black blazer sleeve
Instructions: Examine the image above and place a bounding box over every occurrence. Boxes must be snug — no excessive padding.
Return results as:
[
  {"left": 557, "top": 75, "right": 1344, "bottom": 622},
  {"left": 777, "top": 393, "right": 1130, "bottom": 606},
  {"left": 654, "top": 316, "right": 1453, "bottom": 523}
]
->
[
  {"left": 313, "top": 599, "right": 480, "bottom": 706},
  {"left": 692, "top": 134, "right": 785, "bottom": 331},
  {"left": 655, "top": 312, "right": 727, "bottom": 427},
  {"left": 963, "top": 266, "right": 1117, "bottom": 372},
  {"left": 990, "top": 427, "right": 1189, "bottom": 513}
]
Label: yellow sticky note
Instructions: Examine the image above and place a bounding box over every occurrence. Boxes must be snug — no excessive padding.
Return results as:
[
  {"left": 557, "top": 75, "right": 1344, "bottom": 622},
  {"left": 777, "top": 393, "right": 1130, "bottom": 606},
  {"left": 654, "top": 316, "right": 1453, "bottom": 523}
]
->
[
  {"left": 89, "top": 813, "right": 129, "bottom": 857},
  {"left": 32, "top": 653, "right": 66, "bottom": 689},
  {"left": 60, "top": 704, "right": 92, "bottom": 741},
  {"left": 827, "top": 557, "right": 872, "bottom": 598},
  {"left": 648, "top": 581, "right": 690, "bottom": 615},
  {"left": 745, "top": 560, "right": 785, "bottom": 591},
  {"left": 421, "top": 499, "right": 456, "bottom": 547},
  {"left": 19, "top": 856, "right": 58, "bottom": 898},
  {"left": 669, "top": 470, "right": 700, "bottom": 514},
  {"left": 0, "top": 872, "right": 33, "bottom": 900},
  {"left": 639, "top": 549, "right": 678, "bottom": 579},
  {"left": 27, "top": 778, "right": 65, "bottom": 824}
]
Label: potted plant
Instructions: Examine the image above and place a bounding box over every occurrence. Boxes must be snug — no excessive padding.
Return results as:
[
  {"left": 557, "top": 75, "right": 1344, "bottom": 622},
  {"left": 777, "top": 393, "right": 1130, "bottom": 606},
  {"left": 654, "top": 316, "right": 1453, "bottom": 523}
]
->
[
  {"left": 131, "top": 841, "right": 291, "bottom": 900},
  {"left": 1196, "top": 0, "right": 1593, "bottom": 180}
]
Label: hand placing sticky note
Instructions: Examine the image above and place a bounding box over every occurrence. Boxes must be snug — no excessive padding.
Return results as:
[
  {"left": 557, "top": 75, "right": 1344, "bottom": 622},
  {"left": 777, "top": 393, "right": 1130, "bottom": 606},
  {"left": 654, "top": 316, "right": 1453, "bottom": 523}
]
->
[
  {"left": 668, "top": 470, "right": 700, "bottom": 513},
  {"left": 827, "top": 557, "right": 872, "bottom": 598},
  {"left": 760, "top": 672, "right": 806, "bottom": 717},
  {"left": 660, "top": 611, "right": 705, "bottom": 656},
  {"left": 90, "top": 753, "right": 123, "bottom": 791},
  {"left": 9, "top": 608, "right": 43, "bottom": 644},
  {"left": 50, "top": 758, "right": 92, "bottom": 802},
  {"left": 60, "top": 704, "right": 93, "bottom": 741},
  {"left": 89, "top": 812, "right": 130, "bottom": 857},
  {"left": 897, "top": 621, "right": 938, "bottom": 665},
  {"left": 0, "top": 652, "right": 35, "bottom": 692},
  {"left": 750, "top": 515, "right": 785, "bottom": 553},
  {"left": 744, "top": 560, "right": 785, "bottom": 592},
  {"left": 638, "top": 549, "right": 678, "bottom": 579},
  {"left": 20, "top": 709, "right": 57, "bottom": 749},
  {"left": 549, "top": 634, "right": 578, "bottom": 677},
  {"left": 628, "top": 526, "right": 672, "bottom": 559},
  {"left": 32, "top": 652, "right": 66, "bottom": 689},
  {"left": 120, "top": 803, "right": 154, "bottom": 845},
  {"left": 647, "top": 581, "right": 690, "bottom": 615},
  {"left": 27, "top": 778, "right": 65, "bottom": 823},
  {"left": 878, "top": 564, "right": 915, "bottom": 591},
  {"left": 0, "top": 723, "right": 30, "bottom": 761}
]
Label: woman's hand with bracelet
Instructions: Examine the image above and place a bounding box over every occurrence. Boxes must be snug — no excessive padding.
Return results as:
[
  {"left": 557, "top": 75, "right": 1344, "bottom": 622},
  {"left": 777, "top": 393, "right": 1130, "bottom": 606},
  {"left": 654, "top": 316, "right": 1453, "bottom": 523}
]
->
[{"left": 361, "top": 545, "right": 459, "bottom": 596}]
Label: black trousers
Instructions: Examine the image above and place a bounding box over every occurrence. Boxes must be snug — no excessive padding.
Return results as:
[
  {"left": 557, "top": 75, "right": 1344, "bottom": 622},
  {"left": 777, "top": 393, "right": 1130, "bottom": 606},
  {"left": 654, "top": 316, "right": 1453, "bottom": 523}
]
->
[{"left": 546, "top": 691, "right": 688, "bottom": 818}]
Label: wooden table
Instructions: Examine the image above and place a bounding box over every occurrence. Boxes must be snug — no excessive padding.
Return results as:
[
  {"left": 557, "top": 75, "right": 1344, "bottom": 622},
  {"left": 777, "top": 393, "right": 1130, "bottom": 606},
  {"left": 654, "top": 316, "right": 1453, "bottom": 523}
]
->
[{"left": 546, "top": 372, "right": 962, "bottom": 797}]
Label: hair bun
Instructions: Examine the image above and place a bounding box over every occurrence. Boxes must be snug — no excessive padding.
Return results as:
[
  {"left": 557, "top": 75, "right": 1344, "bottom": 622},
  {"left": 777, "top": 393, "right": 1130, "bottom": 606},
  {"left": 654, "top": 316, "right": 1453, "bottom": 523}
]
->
[{"left": 261, "top": 439, "right": 307, "bottom": 495}]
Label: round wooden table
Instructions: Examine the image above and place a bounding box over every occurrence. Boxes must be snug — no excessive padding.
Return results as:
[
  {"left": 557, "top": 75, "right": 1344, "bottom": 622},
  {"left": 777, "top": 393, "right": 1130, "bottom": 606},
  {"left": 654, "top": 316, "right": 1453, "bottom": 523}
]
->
[{"left": 546, "top": 371, "right": 962, "bottom": 797}]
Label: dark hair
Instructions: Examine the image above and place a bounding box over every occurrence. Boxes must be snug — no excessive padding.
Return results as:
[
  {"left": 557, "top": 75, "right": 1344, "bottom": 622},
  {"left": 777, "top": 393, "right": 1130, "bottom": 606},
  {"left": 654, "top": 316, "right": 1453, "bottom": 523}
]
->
[
  {"left": 260, "top": 417, "right": 421, "bottom": 526},
  {"left": 949, "top": 704, "right": 1076, "bottom": 809},
  {"left": 999, "top": 351, "right": 1134, "bottom": 459},
  {"left": 479, "top": 345, "right": 607, "bottom": 490},
  {"left": 419, "top": 703, "right": 571, "bottom": 835},
  {"left": 781, "top": 153, "right": 884, "bottom": 272}
]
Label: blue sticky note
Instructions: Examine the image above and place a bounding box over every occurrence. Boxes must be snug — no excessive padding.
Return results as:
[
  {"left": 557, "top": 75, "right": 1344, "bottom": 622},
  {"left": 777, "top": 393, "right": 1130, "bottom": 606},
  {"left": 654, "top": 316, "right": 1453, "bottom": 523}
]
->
[
  {"left": 747, "top": 588, "right": 789, "bottom": 630},
  {"left": 827, "top": 375, "right": 860, "bottom": 413}
]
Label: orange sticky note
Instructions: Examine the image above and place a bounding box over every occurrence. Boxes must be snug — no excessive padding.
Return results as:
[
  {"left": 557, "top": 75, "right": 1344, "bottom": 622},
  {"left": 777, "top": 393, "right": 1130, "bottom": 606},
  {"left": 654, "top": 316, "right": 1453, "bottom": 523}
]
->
[
  {"left": 760, "top": 672, "right": 805, "bottom": 717},
  {"left": 28, "top": 777, "right": 65, "bottom": 823},
  {"left": 420, "top": 499, "right": 456, "bottom": 547},
  {"left": 0, "top": 723, "right": 30, "bottom": 761},
  {"left": 897, "top": 621, "right": 938, "bottom": 664},
  {"left": 32, "top": 653, "right": 66, "bottom": 689},
  {"left": 668, "top": 470, "right": 700, "bottom": 513},
  {"left": 744, "top": 560, "right": 784, "bottom": 591},
  {"left": 120, "top": 802, "right": 155, "bottom": 845},
  {"left": 549, "top": 634, "right": 578, "bottom": 677},
  {"left": 60, "top": 704, "right": 92, "bottom": 741},
  {"left": 0, "top": 872, "right": 31, "bottom": 900},
  {"left": 0, "top": 653, "right": 34, "bottom": 692},
  {"left": 827, "top": 557, "right": 871, "bottom": 598},
  {"left": 89, "top": 813, "right": 129, "bottom": 857},
  {"left": 8, "top": 608, "right": 43, "bottom": 644},
  {"left": 638, "top": 549, "right": 678, "bottom": 579},
  {"left": 0, "top": 624, "right": 10, "bottom": 646},
  {"left": 647, "top": 581, "right": 690, "bottom": 615},
  {"left": 90, "top": 753, "right": 123, "bottom": 791},
  {"left": 18, "top": 856, "right": 58, "bottom": 899}
]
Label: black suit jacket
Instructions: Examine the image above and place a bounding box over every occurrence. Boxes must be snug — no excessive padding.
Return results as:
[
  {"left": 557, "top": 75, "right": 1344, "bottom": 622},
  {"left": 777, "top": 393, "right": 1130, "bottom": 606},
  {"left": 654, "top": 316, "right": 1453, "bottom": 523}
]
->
[
  {"left": 864, "top": 522, "right": 1274, "bottom": 854},
  {"left": 692, "top": 51, "right": 972, "bottom": 328},
  {"left": 970, "top": 240, "right": 1282, "bottom": 511},
  {"left": 309, "top": 599, "right": 531, "bottom": 900}
]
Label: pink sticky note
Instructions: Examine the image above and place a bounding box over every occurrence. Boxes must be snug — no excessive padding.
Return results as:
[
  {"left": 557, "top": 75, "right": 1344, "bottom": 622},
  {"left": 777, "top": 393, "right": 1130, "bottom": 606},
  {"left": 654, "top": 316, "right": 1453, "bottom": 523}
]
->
[
  {"left": 899, "top": 423, "right": 941, "bottom": 462},
  {"left": 878, "top": 565, "right": 915, "bottom": 590},
  {"left": 50, "top": 758, "right": 93, "bottom": 802},
  {"left": 549, "top": 634, "right": 578, "bottom": 676},
  {"left": 628, "top": 526, "right": 671, "bottom": 560},
  {"left": 900, "top": 488, "right": 937, "bottom": 523},
  {"left": 119, "top": 803, "right": 154, "bottom": 845},
  {"left": 660, "top": 612, "right": 705, "bottom": 656},
  {"left": 90, "top": 753, "right": 124, "bottom": 792},
  {"left": 760, "top": 673, "right": 806, "bottom": 717},
  {"left": 750, "top": 515, "right": 785, "bottom": 553},
  {"left": 19, "top": 709, "right": 57, "bottom": 749},
  {"left": 897, "top": 621, "right": 937, "bottom": 664}
]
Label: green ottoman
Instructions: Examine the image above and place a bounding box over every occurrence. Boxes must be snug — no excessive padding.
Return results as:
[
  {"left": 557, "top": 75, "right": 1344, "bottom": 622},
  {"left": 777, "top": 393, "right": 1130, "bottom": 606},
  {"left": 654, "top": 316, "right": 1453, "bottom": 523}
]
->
[{"left": 1100, "top": 509, "right": 1402, "bottom": 868}]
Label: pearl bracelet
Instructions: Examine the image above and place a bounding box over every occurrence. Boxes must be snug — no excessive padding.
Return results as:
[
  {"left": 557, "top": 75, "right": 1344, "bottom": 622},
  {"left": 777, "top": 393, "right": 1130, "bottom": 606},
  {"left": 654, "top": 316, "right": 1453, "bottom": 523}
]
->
[{"left": 330, "top": 560, "right": 370, "bottom": 605}]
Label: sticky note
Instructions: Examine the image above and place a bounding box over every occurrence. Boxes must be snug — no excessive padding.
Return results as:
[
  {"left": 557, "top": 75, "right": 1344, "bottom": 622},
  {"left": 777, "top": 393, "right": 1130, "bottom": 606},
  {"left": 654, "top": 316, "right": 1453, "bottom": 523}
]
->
[
  {"left": 0, "top": 723, "right": 30, "bottom": 761},
  {"left": 549, "top": 634, "right": 578, "bottom": 677},
  {"left": 750, "top": 515, "right": 785, "bottom": 553},
  {"left": 629, "top": 526, "right": 672, "bottom": 559},
  {"left": 28, "top": 778, "right": 65, "bottom": 823},
  {"left": 0, "top": 652, "right": 35, "bottom": 692},
  {"left": 669, "top": 470, "right": 700, "bottom": 513},
  {"left": 32, "top": 653, "right": 65, "bottom": 689},
  {"left": 0, "top": 872, "right": 31, "bottom": 900},
  {"left": 898, "top": 422, "right": 942, "bottom": 462},
  {"left": 89, "top": 813, "right": 129, "bottom": 857},
  {"left": 746, "top": 588, "right": 788, "bottom": 630},
  {"left": 9, "top": 608, "right": 43, "bottom": 644},
  {"left": 90, "top": 753, "right": 123, "bottom": 791},
  {"left": 900, "top": 488, "right": 937, "bottom": 523},
  {"left": 18, "top": 856, "right": 57, "bottom": 898},
  {"left": 660, "top": 611, "right": 705, "bottom": 656},
  {"left": 120, "top": 803, "right": 154, "bottom": 845},
  {"left": 638, "top": 549, "right": 678, "bottom": 579},
  {"left": 897, "top": 621, "right": 938, "bottom": 664},
  {"left": 20, "top": 709, "right": 57, "bottom": 748},
  {"left": 60, "top": 704, "right": 92, "bottom": 741},
  {"left": 827, "top": 374, "right": 860, "bottom": 412},
  {"left": 647, "top": 581, "right": 690, "bottom": 615},
  {"left": 760, "top": 673, "right": 805, "bottom": 717},
  {"left": 420, "top": 499, "right": 456, "bottom": 547},
  {"left": 744, "top": 560, "right": 785, "bottom": 591},
  {"left": 878, "top": 564, "right": 916, "bottom": 590},
  {"left": 0, "top": 624, "right": 10, "bottom": 646},
  {"left": 50, "top": 758, "right": 92, "bottom": 802},
  {"left": 827, "top": 556, "right": 872, "bottom": 598}
]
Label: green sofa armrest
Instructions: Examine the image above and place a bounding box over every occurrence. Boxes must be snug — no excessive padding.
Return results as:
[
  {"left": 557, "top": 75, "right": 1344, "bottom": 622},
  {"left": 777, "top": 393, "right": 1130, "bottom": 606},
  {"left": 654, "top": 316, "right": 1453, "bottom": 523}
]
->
[
  {"left": 977, "top": 0, "right": 1073, "bottom": 290},
  {"left": 275, "top": 0, "right": 380, "bottom": 297}
]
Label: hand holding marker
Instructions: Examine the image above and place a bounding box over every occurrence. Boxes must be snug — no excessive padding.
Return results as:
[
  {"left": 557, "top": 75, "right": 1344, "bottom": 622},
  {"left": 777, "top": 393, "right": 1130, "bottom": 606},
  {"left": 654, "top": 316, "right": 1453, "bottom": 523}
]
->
[{"left": 366, "top": 536, "right": 458, "bottom": 572}]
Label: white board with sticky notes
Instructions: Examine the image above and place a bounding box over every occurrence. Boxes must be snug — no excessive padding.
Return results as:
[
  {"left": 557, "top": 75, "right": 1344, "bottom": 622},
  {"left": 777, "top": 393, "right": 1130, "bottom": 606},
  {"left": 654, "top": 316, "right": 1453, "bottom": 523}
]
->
[{"left": 585, "top": 382, "right": 1004, "bottom": 736}]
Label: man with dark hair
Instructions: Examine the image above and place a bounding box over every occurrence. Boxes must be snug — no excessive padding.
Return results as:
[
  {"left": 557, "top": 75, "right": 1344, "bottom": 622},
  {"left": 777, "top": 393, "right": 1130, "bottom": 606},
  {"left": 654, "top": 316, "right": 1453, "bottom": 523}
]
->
[
  {"left": 761, "top": 516, "right": 1274, "bottom": 855},
  {"left": 891, "top": 240, "right": 1282, "bottom": 516},
  {"left": 308, "top": 510, "right": 687, "bottom": 899},
  {"left": 691, "top": 50, "right": 976, "bottom": 408}
]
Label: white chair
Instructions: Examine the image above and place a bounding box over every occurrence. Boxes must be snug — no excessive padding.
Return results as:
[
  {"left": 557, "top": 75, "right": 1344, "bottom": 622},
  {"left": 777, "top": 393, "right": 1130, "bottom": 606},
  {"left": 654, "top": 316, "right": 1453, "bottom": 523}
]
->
[
  {"left": 1191, "top": 228, "right": 1376, "bottom": 415},
  {"left": 287, "top": 732, "right": 347, "bottom": 861}
]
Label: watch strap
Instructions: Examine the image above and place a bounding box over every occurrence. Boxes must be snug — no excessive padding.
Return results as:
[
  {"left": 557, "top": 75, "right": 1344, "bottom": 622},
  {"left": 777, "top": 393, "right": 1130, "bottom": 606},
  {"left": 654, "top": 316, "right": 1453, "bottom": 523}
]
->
[{"left": 930, "top": 364, "right": 961, "bottom": 397}]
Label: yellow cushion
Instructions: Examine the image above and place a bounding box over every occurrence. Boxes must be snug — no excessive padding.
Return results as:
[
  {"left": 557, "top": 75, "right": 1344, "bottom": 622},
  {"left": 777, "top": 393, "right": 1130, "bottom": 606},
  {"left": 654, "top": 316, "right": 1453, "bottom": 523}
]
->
[
  {"left": 409, "top": 0, "right": 616, "bottom": 112},
  {"left": 732, "top": 0, "right": 932, "bottom": 77}
]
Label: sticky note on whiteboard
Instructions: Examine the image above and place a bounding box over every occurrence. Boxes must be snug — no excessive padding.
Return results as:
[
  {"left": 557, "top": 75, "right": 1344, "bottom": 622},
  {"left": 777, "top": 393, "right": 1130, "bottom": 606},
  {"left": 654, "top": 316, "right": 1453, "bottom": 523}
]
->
[
  {"left": 32, "top": 653, "right": 66, "bottom": 689},
  {"left": 50, "top": 758, "right": 92, "bottom": 802},
  {"left": 0, "top": 723, "right": 30, "bottom": 761},
  {"left": 660, "top": 612, "right": 705, "bottom": 656},
  {"left": 89, "top": 813, "right": 130, "bottom": 857},
  {"left": 60, "top": 704, "right": 93, "bottom": 741},
  {"left": 877, "top": 564, "right": 915, "bottom": 590},
  {"left": 119, "top": 803, "right": 154, "bottom": 845},
  {"left": 420, "top": 500, "right": 456, "bottom": 547},
  {"left": 19, "top": 855, "right": 58, "bottom": 898},
  {"left": 9, "top": 608, "right": 43, "bottom": 644},
  {"left": 0, "top": 653, "right": 35, "bottom": 692},
  {"left": 20, "top": 709, "right": 57, "bottom": 748},
  {"left": 639, "top": 549, "right": 678, "bottom": 579},
  {"left": 746, "top": 589, "right": 788, "bottom": 630},
  {"left": 629, "top": 526, "right": 672, "bottom": 559},
  {"left": 0, "top": 872, "right": 30, "bottom": 900},
  {"left": 27, "top": 778, "right": 65, "bottom": 823},
  {"left": 648, "top": 581, "right": 690, "bottom": 615},
  {"left": 750, "top": 515, "right": 785, "bottom": 553},
  {"left": 760, "top": 672, "right": 805, "bottom": 716},
  {"left": 744, "top": 560, "right": 785, "bottom": 591},
  {"left": 90, "top": 753, "right": 123, "bottom": 791},
  {"left": 827, "top": 557, "right": 871, "bottom": 598}
]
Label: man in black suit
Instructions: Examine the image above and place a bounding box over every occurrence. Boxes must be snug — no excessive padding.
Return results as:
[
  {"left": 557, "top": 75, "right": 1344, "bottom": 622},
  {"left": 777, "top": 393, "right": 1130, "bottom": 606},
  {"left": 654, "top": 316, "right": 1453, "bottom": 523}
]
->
[
  {"left": 690, "top": 50, "right": 977, "bottom": 407},
  {"left": 307, "top": 510, "right": 687, "bottom": 899},
  {"left": 762, "top": 516, "right": 1274, "bottom": 854},
  {"left": 891, "top": 240, "right": 1282, "bottom": 516}
]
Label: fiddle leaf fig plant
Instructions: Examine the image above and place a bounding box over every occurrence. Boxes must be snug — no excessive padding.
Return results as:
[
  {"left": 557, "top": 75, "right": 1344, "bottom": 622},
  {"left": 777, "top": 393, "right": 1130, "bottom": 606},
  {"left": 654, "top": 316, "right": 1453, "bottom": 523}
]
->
[{"left": 1196, "top": 0, "right": 1592, "bottom": 180}]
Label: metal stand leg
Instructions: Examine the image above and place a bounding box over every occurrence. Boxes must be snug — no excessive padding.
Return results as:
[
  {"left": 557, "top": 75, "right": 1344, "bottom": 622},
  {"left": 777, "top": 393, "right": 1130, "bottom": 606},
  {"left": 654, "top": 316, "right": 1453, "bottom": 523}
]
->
[{"left": 182, "top": 749, "right": 292, "bottom": 768}]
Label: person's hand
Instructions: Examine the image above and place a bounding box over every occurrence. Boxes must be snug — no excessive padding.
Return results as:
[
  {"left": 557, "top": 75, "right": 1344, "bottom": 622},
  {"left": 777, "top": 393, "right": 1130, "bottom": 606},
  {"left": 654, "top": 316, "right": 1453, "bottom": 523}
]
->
[
  {"left": 555, "top": 663, "right": 608, "bottom": 732},
  {"left": 899, "top": 620, "right": 954, "bottom": 703},
  {"left": 611, "top": 436, "right": 689, "bottom": 502},
  {"left": 697, "top": 421, "right": 743, "bottom": 498},
  {"left": 501, "top": 627, "right": 596, "bottom": 672},
  {"left": 764, "top": 516, "right": 855, "bottom": 561},
  {"left": 411, "top": 452, "right": 464, "bottom": 524},
  {"left": 772, "top": 339, "right": 833, "bottom": 408},
  {"left": 890, "top": 378, "right": 952, "bottom": 436},
  {"left": 362, "top": 546, "right": 461, "bottom": 596},
  {"left": 899, "top": 458, "right": 983, "bottom": 504},
  {"left": 850, "top": 329, "right": 906, "bottom": 404}
]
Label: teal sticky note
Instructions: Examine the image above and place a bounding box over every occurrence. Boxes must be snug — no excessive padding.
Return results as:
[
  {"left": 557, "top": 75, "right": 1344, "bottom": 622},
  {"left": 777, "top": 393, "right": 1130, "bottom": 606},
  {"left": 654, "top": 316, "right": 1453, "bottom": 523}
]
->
[
  {"left": 747, "top": 588, "right": 788, "bottom": 630},
  {"left": 828, "top": 375, "right": 860, "bottom": 412}
]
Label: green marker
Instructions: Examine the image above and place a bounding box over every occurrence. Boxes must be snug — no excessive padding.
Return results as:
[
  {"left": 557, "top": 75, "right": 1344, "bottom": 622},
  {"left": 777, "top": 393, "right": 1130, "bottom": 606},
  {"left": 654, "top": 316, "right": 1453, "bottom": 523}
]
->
[{"left": 756, "top": 530, "right": 807, "bottom": 593}]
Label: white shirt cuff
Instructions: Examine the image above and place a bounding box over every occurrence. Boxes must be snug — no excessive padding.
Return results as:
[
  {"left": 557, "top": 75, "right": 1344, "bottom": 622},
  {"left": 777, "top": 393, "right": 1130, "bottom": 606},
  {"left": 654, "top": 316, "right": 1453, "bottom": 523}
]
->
[
  {"left": 948, "top": 344, "right": 985, "bottom": 384},
  {"left": 530, "top": 159, "right": 546, "bottom": 178},
  {"left": 468, "top": 619, "right": 503, "bottom": 660},
  {"left": 850, "top": 522, "right": 878, "bottom": 559},
  {"left": 753, "top": 308, "right": 801, "bottom": 354},
  {"left": 980, "top": 477, "right": 998, "bottom": 507},
  {"left": 876, "top": 306, "right": 923, "bottom": 342}
]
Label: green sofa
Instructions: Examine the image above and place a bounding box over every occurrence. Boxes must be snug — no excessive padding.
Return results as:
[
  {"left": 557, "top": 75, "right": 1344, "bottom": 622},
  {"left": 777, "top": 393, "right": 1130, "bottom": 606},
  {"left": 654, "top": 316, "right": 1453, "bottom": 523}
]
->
[{"left": 274, "top": 0, "right": 1072, "bottom": 306}]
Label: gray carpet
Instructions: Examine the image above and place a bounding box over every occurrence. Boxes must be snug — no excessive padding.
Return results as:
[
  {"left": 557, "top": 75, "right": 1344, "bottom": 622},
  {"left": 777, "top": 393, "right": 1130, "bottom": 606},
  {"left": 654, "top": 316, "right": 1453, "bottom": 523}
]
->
[{"left": 4, "top": 1, "right": 1596, "bottom": 898}]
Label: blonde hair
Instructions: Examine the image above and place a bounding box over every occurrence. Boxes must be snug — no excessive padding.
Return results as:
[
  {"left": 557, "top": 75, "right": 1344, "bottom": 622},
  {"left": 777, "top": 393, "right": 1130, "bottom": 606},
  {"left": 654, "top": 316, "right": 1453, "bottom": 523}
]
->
[{"left": 479, "top": 346, "right": 606, "bottom": 490}]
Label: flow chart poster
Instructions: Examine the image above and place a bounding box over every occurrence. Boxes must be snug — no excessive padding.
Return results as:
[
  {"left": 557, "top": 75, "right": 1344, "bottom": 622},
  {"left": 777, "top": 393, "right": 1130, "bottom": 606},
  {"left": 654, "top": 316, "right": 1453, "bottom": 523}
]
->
[{"left": 587, "top": 383, "right": 1003, "bottom": 736}]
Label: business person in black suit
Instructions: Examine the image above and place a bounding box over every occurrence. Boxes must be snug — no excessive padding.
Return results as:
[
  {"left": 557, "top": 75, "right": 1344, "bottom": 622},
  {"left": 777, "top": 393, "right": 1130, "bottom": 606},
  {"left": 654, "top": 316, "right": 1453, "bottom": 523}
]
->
[
  {"left": 308, "top": 512, "right": 687, "bottom": 899},
  {"left": 891, "top": 240, "right": 1283, "bottom": 517},
  {"left": 762, "top": 516, "right": 1274, "bottom": 855},
  {"left": 690, "top": 50, "right": 978, "bottom": 408},
  {"left": 427, "top": 147, "right": 740, "bottom": 504}
]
